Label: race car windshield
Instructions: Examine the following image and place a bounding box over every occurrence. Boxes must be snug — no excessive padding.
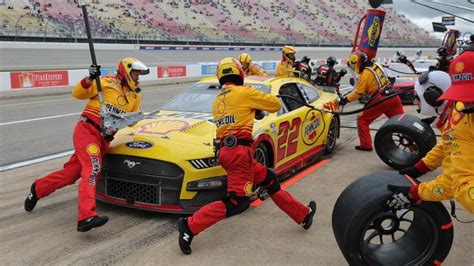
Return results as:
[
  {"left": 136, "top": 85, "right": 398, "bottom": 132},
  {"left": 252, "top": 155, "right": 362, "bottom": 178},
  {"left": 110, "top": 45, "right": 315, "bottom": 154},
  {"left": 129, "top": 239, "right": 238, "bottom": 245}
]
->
[{"left": 162, "top": 82, "right": 270, "bottom": 113}]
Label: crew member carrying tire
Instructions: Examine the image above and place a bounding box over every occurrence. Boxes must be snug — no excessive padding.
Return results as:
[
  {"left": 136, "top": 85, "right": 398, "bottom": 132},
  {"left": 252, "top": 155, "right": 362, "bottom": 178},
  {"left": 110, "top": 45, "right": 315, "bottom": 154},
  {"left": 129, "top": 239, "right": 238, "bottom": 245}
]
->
[
  {"left": 276, "top": 45, "right": 298, "bottom": 77},
  {"left": 389, "top": 50, "right": 474, "bottom": 214},
  {"left": 177, "top": 58, "right": 316, "bottom": 255},
  {"left": 339, "top": 50, "right": 404, "bottom": 151},
  {"left": 314, "top": 56, "right": 347, "bottom": 92},
  {"left": 24, "top": 58, "right": 150, "bottom": 232},
  {"left": 238, "top": 53, "right": 267, "bottom": 77}
]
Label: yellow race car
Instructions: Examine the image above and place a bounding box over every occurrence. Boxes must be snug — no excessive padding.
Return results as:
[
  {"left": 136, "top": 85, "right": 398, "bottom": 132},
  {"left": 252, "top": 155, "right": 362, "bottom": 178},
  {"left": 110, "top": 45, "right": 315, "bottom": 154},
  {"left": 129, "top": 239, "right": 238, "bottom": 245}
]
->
[{"left": 96, "top": 76, "right": 340, "bottom": 213}]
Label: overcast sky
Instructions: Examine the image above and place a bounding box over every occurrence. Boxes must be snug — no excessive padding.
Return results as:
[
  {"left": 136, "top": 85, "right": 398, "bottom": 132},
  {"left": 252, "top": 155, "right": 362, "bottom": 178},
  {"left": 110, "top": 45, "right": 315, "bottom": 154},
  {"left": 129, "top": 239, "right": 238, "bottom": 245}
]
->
[{"left": 391, "top": 0, "right": 473, "bottom": 40}]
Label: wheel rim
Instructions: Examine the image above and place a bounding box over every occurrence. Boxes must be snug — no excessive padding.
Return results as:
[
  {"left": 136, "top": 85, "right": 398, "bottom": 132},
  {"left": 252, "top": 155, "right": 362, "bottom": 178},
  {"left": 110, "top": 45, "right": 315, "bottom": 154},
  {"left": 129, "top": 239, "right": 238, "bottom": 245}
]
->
[
  {"left": 326, "top": 119, "right": 337, "bottom": 151},
  {"left": 254, "top": 146, "right": 267, "bottom": 166},
  {"left": 359, "top": 208, "right": 439, "bottom": 265},
  {"left": 380, "top": 132, "right": 420, "bottom": 165}
]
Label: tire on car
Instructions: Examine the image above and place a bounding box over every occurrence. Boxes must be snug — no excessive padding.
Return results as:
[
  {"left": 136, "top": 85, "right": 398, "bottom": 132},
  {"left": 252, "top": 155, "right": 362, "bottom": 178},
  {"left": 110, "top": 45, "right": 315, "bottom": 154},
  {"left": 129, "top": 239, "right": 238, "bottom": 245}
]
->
[
  {"left": 332, "top": 171, "right": 453, "bottom": 265},
  {"left": 325, "top": 116, "right": 339, "bottom": 154},
  {"left": 374, "top": 114, "right": 437, "bottom": 170}
]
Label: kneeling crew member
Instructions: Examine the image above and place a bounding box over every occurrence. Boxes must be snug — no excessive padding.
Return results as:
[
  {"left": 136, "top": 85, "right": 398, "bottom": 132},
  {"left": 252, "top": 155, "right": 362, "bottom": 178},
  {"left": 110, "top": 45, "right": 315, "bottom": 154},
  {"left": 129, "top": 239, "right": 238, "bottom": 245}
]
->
[
  {"left": 340, "top": 51, "right": 404, "bottom": 151},
  {"left": 238, "top": 53, "right": 267, "bottom": 77},
  {"left": 391, "top": 50, "right": 474, "bottom": 214},
  {"left": 177, "top": 57, "right": 316, "bottom": 255}
]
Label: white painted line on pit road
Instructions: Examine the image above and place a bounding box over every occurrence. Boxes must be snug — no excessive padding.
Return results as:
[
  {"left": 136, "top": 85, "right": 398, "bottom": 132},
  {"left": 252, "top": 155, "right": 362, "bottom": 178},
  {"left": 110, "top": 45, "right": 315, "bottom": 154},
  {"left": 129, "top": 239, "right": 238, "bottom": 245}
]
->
[
  {"left": 0, "top": 150, "right": 74, "bottom": 172},
  {"left": 0, "top": 112, "right": 81, "bottom": 126}
]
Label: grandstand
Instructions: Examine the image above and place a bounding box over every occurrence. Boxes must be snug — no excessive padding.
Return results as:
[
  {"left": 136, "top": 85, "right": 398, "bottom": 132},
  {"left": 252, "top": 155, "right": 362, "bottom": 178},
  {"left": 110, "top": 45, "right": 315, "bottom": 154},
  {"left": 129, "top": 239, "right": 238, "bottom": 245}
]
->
[{"left": 0, "top": 0, "right": 438, "bottom": 46}]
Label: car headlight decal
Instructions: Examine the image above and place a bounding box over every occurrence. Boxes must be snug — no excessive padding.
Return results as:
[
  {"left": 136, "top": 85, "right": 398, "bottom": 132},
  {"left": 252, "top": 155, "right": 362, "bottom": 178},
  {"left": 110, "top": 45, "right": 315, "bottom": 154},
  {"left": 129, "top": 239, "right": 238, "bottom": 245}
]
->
[
  {"left": 189, "top": 157, "right": 219, "bottom": 169},
  {"left": 186, "top": 176, "right": 226, "bottom": 191}
]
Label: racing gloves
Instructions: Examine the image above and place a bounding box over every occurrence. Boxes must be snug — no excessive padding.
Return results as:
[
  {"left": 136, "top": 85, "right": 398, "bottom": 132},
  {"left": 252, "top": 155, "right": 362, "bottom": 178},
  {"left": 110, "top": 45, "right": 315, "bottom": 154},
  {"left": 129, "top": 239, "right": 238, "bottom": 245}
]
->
[
  {"left": 339, "top": 69, "right": 347, "bottom": 77},
  {"left": 255, "top": 110, "right": 265, "bottom": 120},
  {"left": 386, "top": 184, "right": 421, "bottom": 211},
  {"left": 399, "top": 160, "right": 430, "bottom": 178},
  {"left": 88, "top": 64, "right": 101, "bottom": 80},
  {"left": 338, "top": 96, "right": 348, "bottom": 106}
]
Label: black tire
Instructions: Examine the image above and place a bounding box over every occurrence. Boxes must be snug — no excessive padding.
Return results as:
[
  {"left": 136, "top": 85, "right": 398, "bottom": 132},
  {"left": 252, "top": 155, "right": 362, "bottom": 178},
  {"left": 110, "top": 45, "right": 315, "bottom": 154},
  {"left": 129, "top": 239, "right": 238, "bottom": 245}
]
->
[
  {"left": 325, "top": 116, "right": 338, "bottom": 154},
  {"left": 332, "top": 171, "right": 454, "bottom": 265},
  {"left": 374, "top": 114, "right": 436, "bottom": 170}
]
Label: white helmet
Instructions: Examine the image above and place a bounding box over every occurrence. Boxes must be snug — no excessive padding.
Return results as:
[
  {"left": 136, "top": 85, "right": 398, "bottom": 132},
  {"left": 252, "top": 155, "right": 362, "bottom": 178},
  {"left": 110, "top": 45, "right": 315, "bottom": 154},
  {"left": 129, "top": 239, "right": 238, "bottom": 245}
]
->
[{"left": 414, "top": 71, "right": 451, "bottom": 116}]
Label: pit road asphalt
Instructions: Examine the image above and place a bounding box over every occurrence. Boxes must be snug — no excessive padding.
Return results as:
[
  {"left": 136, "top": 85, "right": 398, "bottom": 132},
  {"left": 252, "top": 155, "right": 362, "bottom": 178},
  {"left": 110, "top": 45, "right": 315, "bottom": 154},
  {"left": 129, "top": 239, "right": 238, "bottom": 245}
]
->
[{"left": 0, "top": 83, "right": 472, "bottom": 265}]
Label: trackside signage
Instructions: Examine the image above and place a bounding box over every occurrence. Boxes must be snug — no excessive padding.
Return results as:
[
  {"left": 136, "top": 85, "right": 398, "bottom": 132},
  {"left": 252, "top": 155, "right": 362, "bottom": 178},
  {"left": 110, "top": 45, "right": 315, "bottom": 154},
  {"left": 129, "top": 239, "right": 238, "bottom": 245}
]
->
[
  {"left": 10, "top": 71, "right": 69, "bottom": 89},
  {"left": 158, "top": 66, "right": 186, "bottom": 78}
]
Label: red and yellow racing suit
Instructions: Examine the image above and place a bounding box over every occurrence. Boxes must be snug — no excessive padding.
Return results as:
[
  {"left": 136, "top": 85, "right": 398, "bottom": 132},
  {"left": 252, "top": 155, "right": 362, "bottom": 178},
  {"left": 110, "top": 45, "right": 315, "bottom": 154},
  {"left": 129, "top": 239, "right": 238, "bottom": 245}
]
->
[
  {"left": 244, "top": 63, "right": 267, "bottom": 77},
  {"left": 414, "top": 103, "right": 474, "bottom": 213},
  {"left": 187, "top": 83, "right": 311, "bottom": 235},
  {"left": 346, "top": 63, "right": 404, "bottom": 149},
  {"left": 34, "top": 76, "right": 141, "bottom": 221},
  {"left": 276, "top": 60, "right": 296, "bottom": 78}
]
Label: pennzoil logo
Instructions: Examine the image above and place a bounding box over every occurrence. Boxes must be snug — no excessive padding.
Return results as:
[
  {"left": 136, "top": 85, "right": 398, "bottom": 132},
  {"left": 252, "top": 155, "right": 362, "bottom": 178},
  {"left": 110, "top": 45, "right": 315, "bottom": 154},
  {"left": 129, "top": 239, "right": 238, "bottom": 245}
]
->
[
  {"left": 302, "top": 111, "right": 320, "bottom": 145},
  {"left": 368, "top": 17, "right": 381, "bottom": 47},
  {"left": 138, "top": 120, "right": 190, "bottom": 135}
]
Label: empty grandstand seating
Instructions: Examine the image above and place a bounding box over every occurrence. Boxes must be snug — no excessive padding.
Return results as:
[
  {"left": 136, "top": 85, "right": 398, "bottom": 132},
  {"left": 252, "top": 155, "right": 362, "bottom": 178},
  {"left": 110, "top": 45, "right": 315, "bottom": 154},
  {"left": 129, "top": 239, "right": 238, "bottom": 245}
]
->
[{"left": 0, "top": 0, "right": 438, "bottom": 46}]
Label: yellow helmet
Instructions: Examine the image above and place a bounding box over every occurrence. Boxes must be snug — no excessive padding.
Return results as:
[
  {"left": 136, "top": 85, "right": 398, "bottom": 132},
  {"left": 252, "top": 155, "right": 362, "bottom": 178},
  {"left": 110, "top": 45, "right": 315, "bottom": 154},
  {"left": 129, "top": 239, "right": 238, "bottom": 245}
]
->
[
  {"left": 282, "top": 45, "right": 297, "bottom": 62},
  {"left": 238, "top": 53, "right": 252, "bottom": 65},
  {"left": 216, "top": 57, "right": 244, "bottom": 86},
  {"left": 347, "top": 51, "right": 368, "bottom": 74},
  {"left": 116, "top": 57, "right": 150, "bottom": 91}
]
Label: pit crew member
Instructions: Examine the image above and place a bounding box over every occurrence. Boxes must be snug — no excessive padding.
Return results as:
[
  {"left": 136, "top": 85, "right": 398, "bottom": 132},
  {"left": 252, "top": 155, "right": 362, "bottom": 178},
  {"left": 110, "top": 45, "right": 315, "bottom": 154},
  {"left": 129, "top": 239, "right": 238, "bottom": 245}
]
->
[
  {"left": 238, "top": 53, "right": 267, "bottom": 77},
  {"left": 24, "top": 58, "right": 150, "bottom": 232},
  {"left": 389, "top": 50, "right": 474, "bottom": 214},
  {"left": 314, "top": 56, "right": 347, "bottom": 92},
  {"left": 177, "top": 57, "right": 316, "bottom": 255},
  {"left": 276, "top": 45, "right": 298, "bottom": 77},
  {"left": 339, "top": 51, "right": 404, "bottom": 151}
]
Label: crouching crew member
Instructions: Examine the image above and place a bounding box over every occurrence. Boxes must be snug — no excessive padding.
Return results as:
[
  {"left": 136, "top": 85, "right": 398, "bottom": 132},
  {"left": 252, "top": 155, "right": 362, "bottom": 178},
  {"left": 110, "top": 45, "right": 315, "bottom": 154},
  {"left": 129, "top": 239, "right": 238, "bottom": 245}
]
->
[
  {"left": 238, "top": 53, "right": 267, "bottom": 77},
  {"left": 24, "top": 58, "right": 150, "bottom": 232},
  {"left": 177, "top": 58, "right": 316, "bottom": 255},
  {"left": 339, "top": 51, "right": 404, "bottom": 151},
  {"left": 389, "top": 50, "right": 474, "bottom": 214},
  {"left": 314, "top": 56, "right": 347, "bottom": 93}
]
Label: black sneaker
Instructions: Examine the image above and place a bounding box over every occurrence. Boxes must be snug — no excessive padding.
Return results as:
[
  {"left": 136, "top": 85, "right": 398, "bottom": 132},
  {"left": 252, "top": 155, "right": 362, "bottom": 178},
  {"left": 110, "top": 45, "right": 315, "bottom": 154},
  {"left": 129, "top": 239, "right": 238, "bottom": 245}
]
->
[
  {"left": 301, "top": 201, "right": 317, "bottom": 230},
  {"left": 178, "top": 217, "right": 194, "bottom": 255},
  {"left": 355, "top": 145, "right": 373, "bottom": 152},
  {"left": 77, "top": 215, "right": 109, "bottom": 232},
  {"left": 24, "top": 182, "right": 38, "bottom": 212}
]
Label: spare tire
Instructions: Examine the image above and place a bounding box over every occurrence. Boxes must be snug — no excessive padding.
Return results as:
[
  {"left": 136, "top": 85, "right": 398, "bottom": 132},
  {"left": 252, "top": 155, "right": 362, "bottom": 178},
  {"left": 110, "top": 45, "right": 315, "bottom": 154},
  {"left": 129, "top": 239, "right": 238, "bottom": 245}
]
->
[
  {"left": 332, "top": 171, "right": 453, "bottom": 265},
  {"left": 374, "top": 114, "right": 437, "bottom": 170}
]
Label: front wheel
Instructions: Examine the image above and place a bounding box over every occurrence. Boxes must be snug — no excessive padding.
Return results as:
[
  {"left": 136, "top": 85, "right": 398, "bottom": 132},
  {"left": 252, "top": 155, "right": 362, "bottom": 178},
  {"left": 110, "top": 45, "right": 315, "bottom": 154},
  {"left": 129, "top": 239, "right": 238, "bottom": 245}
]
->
[{"left": 332, "top": 171, "right": 454, "bottom": 265}]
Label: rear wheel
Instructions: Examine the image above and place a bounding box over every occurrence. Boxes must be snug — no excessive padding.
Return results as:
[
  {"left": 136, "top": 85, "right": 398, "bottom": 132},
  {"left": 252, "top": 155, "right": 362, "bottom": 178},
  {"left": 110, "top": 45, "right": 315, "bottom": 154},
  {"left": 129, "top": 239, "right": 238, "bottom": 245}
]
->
[
  {"left": 325, "top": 117, "right": 338, "bottom": 154},
  {"left": 332, "top": 171, "right": 454, "bottom": 265},
  {"left": 253, "top": 143, "right": 270, "bottom": 167}
]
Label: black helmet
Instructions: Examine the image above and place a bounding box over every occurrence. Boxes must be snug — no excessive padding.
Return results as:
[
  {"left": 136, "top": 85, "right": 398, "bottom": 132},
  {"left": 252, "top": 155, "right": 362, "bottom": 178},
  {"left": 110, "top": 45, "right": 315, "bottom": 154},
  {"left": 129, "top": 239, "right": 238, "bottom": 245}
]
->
[
  {"left": 437, "top": 47, "right": 448, "bottom": 56},
  {"left": 327, "top": 56, "right": 337, "bottom": 67},
  {"left": 301, "top": 55, "right": 311, "bottom": 64},
  {"left": 398, "top": 54, "right": 408, "bottom": 63}
]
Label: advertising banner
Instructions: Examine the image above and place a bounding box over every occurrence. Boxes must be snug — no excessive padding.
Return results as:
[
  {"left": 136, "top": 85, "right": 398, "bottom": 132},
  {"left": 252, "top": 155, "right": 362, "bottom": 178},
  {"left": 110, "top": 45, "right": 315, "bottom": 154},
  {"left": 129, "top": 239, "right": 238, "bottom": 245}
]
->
[
  {"left": 261, "top": 62, "right": 277, "bottom": 71},
  {"left": 201, "top": 64, "right": 218, "bottom": 75},
  {"left": 10, "top": 71, "right": 69, "bottom": 89},
  {"left": 442, "top": 16, "right": 455, "bottom": 26},
  {"left": 157, "top": 66, "right": 187, "bottom": 78},
  {"left": 101, "top": 68, "right": 117, "bottom": 77}
]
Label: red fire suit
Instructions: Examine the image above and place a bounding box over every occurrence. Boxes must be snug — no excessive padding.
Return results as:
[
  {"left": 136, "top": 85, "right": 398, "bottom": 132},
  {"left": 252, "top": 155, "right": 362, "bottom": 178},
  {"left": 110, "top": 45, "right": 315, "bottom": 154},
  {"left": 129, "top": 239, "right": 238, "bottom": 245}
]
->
[
  {"left": 187, "top": 83, "right": 310, "bottom": 235},
  {"left": 34, "top": 76, "right": 141, "bottom": 221},
  {"left": 346, "top": 63, "right": 404, "bottom": 149}
]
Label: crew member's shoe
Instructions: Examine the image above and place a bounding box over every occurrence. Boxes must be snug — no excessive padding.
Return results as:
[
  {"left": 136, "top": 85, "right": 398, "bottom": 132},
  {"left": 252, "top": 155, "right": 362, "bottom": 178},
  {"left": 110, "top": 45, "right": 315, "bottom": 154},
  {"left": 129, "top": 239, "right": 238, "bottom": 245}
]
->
[
  {"left": 77, "top": 215, "right": 109, "bottom": 232},
  {"left": 355, "top": 145, "right": 373, "bottom": 152},
  {"left": 302, "top": 201, "right": 317, "bottom": 230},
  {"left": 24, "top": 182, "right": 38, "bottom": 212},
  {"left": 178, "top": 217, "right": 194, "bottom": 255}
]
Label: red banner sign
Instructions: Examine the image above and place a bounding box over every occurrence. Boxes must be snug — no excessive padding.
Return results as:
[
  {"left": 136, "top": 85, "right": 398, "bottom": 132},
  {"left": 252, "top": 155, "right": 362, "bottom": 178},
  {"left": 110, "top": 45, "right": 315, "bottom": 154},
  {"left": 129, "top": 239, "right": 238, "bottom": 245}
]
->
[
  {"left": 10, "top": 71, "right": 69, "bottom": 89},
  {"left": 157, "top": 66, "right": 186, "bottom": 78}
]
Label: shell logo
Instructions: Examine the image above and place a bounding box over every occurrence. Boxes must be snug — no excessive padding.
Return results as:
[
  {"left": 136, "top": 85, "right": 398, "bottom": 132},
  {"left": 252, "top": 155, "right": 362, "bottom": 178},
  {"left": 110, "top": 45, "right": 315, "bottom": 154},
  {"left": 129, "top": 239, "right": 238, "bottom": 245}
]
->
[
  {"left": 137, "top": 120, "right": 190, "bottom": 135},
  {"left": 455, "top": 62, "right": 464, "bottom": 73},
  {"left": 86, "top": 143, "right": 100, "bottom": 156}
]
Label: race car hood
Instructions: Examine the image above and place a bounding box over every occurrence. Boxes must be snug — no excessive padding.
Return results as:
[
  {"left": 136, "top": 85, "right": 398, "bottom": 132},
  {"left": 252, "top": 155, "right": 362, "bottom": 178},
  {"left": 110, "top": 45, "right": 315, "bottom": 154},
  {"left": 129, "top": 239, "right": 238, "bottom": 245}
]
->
[{"left": 107, "top": 111, "right": 216, "bottom": 160}]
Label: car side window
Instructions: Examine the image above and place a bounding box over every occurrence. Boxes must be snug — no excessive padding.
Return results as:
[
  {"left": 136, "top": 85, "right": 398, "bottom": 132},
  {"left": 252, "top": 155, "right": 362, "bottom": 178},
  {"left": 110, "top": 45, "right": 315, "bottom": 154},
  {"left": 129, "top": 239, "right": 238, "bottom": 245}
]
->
[
  {"left": 298, "top": 84, "right": 320, "bottom": 103},
  {"left": 278, "top": 83, "right": 305, "bottom": 112}
]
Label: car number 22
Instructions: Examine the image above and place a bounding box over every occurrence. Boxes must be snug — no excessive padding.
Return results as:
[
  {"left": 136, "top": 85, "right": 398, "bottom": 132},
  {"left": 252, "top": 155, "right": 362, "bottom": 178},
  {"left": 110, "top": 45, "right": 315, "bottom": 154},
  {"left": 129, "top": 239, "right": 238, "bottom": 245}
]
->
[{"left": 276, "top": 117, "right": 301, "bottom": 162}]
